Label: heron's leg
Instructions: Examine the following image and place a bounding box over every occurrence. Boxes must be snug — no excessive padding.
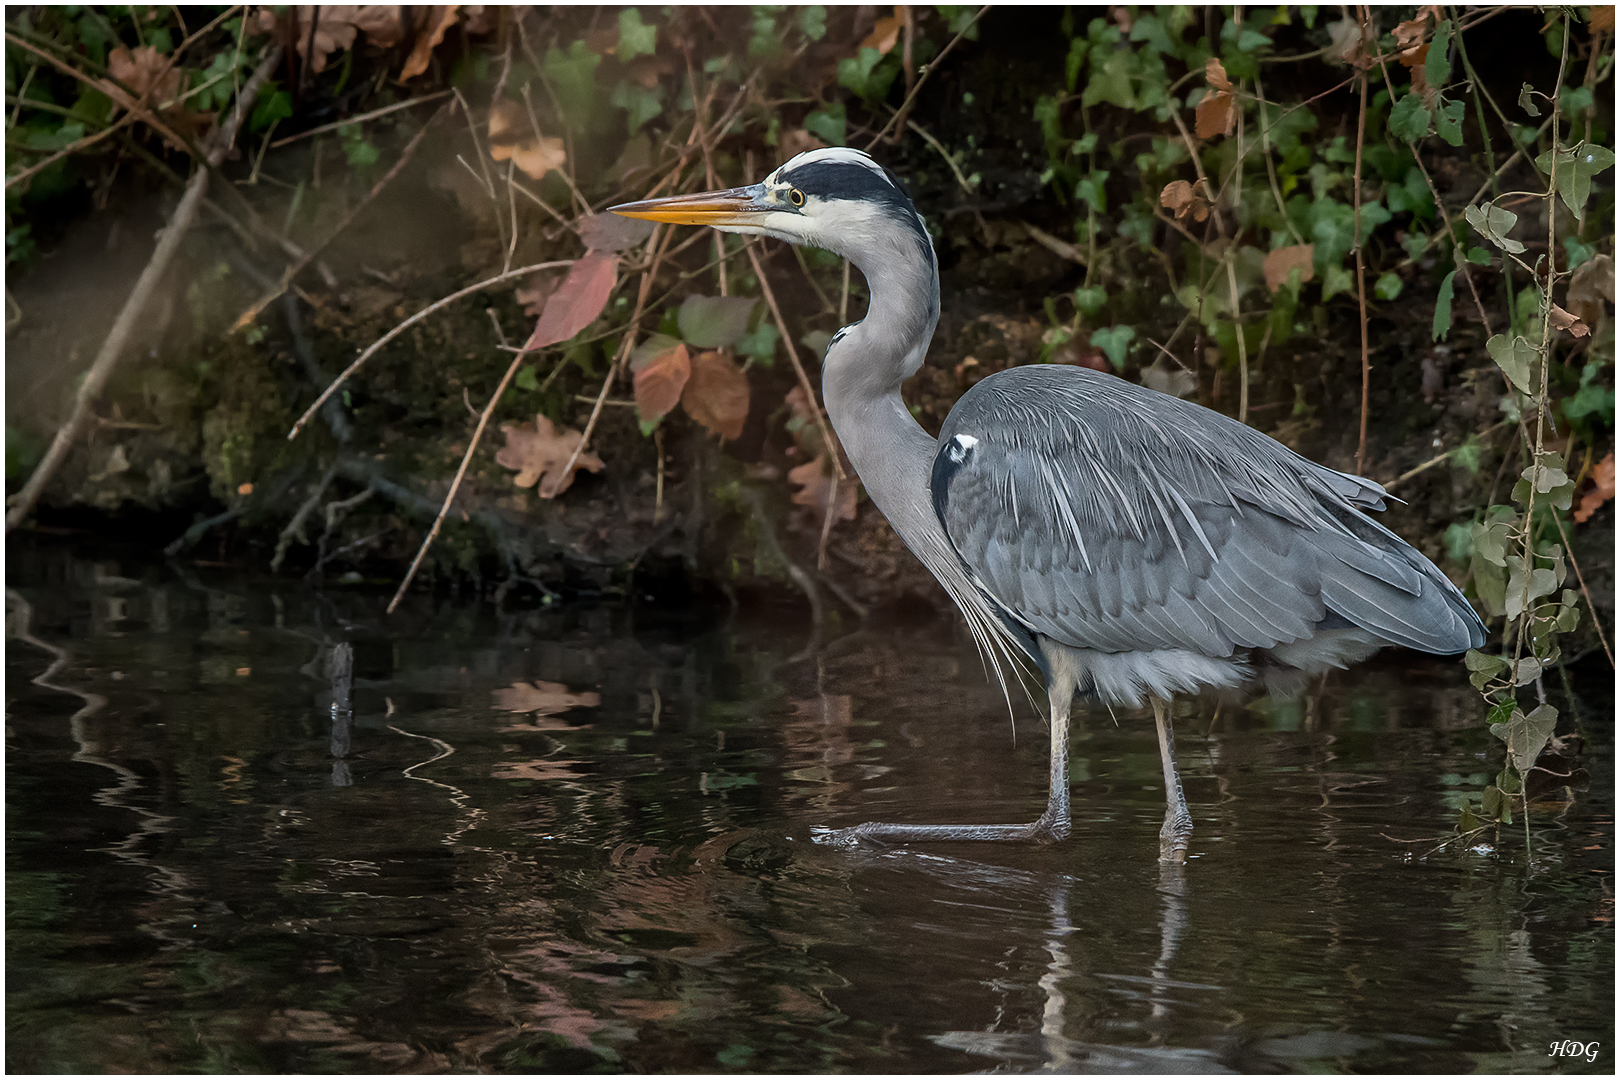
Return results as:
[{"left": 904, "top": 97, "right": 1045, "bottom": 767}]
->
[
  {"left": 811, "top": 656, "right": 1077, "bottom": 847},
  {"left": 1151, "top": 695, "right": 1192, "bottom": 864}
]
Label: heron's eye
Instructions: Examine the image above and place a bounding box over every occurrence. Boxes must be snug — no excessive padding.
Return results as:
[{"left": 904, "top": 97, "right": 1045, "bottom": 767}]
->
[{"left": 788, "top": 188, "right": 805, "bottom": 207}]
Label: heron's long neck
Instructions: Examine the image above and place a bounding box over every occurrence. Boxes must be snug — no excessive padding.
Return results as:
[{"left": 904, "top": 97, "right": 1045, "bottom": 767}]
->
[{"left": 820, "top": 240, "right": 954, "bottom": 571}]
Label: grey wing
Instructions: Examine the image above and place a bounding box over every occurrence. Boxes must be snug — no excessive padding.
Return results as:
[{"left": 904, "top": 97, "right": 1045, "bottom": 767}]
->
[{"left": 930, "top": 367, "right": 1485, "bottom": 659}]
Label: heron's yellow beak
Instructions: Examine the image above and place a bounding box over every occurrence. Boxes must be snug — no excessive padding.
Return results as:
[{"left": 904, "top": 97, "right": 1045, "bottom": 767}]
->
[{"left": 609, "top": 183, "right": 770, "bottom": 227}]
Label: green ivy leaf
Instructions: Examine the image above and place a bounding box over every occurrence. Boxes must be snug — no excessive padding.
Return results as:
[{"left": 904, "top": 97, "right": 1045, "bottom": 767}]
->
[
  {"left": 1425, "top": 20, "right": 1452, "bottom": 90},
  {"left": 609, "top": 79, "right": 664, "bottom": 135},
  {"left": 1073, "top": 286, "right": 1108, "bottom": 319},
  {"left": 1374, "top": 272, "right": 1403, "bottom": 300},
  {"left": 796, "top": 6, "right": 827, "bottom": 41},
  {"left": 1517, "top": 82, "right": 1541, "bottom": 117},
  {"left": 514, "top": 365, "right": 538, "bottom": 391},
  {"left": 1090, "top": 325, "right": 1135, "bottom": 370},
  {"left": 251, "top": 87, "right": 293, "bottom": 132},
  {"left": 1535, "top": 141, "right": 1615, "bottom": 218},
  {"left": 1465, "top": 203, "right": 1526, "bottom": 253},
  {"left": 1485, "top": 334, "right": 1537, "bottom": 395},
  {"left": 735, "top": 320, "right": 779, "bottom": 367},
  {"left": 1388, "top": 93, "right": 1432, "bottom": 142},
  {"left": 677, "top": 295, "right": 756, "bottom": 349},
  {"left": 1489, "top": 703, "right": 1558, "bottom": 776},
  {"left": 617, "top": 8, "right": 658, "bottom": 63},
  {"left": 1074, "top": 170, "right": 1110, "bottom": 213},
  {"left": 803, "top": 104, "right": 845, "bottom": 146},
  {"left": 1432, "top": 270, "right": 1455, "bottom": 340},
  {"left": 1434, "top": 97, "right": 1465, "bottom": 146}
]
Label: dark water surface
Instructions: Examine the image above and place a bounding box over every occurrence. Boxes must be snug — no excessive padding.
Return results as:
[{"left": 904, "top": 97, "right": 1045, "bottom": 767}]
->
[{"left": 7, "top": 543, "right": 1613, "bottom": 1073}]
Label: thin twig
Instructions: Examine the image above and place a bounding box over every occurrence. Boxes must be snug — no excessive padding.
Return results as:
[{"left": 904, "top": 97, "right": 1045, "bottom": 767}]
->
[
  {"left": 866, "top": 5, "right": 990, "bottom": 148},
  {"left": 746, "top": 243, "right": 845, "bottom": 479},
  {"left": 1382, "top": 420, "right": 1512, "bottom": 490},
  {"left": 1352, "top": 7, "right": 1373, "bottom": 475},
  {"left": 232, "top": 102, "right": 449, "bottom": 331},
  {"left": 6, "top": 47, "right": 282, "bottom": 531},
  {"left": 287, "top": 260, "right": 571, "bottom": 440},
  {"left": 387, "top": 309, "right": 531, "bottom": 613}
]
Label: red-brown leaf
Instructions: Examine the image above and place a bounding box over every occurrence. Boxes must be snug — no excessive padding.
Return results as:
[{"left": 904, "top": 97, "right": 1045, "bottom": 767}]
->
[
  {"left": 633, "top": 343, "right": 691, "bottom": 424},
  {"left": 682, "top": 350, "right": 750, "bottom": 440},
  {"left": 526, "top": 252, "right": 617, "bottom": 349}
]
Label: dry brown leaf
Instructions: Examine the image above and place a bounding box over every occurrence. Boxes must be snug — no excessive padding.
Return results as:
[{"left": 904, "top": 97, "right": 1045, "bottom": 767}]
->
[
  {"left": 779, "top": 128, "right": 827, "bottom": 160},
  {"left": 860, "top": 13, "right": 903, "bottom": 55},
  {"left": 401, "top": 5, "right": 461, "bottom": 80},
  {"left": 349, "top": 6, "right": 407, "bottom": 47},
  {"left": 254, "top": 7, "right": 358, "bottom": 73},
  {"left": 494, "top": 414, "right": 604, "bottom": 497},
  {"left": 1593, "top": 6, "right": 1616, "bottom": 31},
  {"left": 633, "top": 343, "right": 691, "bottom": 424},
  {"left": 526, "top": 252, "right": 618, "bottom": 349},
  {"left": 1160, "top": 179, "right": 1212, "bottom": 222},
  {"left": 788, "top": 455, "right": 857, "bottom": 526},
  {"left": 682, "top": 350, "right": 751, "bottom": 441},
  {"left": 492, "top": 757, "right": 589, "bottom": 781},
  {"left": 488, "top": 98, "right": 567, "bottom": 179},
  {"left": 107, "top": 45, "right": 181, "bottom": 105},
  {"left": 492, "top": 680, "right": 600, "bottom": 715},
  {"left": 1263, "top": 244, "right": 1315, "bottom": 292},
  {"left": 1549, "top": 303, "right": 1591, "bottom": 338},
  {"left": 1567, "top": 254, "right": 1614, "bottom": 328},
  {"left": 784, "top": 385, "right": 830, "bottom": 456},
  {"left": 1574, "top": 453, "right": 1615, "bottom": 524},
  {"left": 1393, "top": 14, "right": 1429, "bottom": 53},
  {"left": 1195, "top": 90, "right": 1235, "bottom": 139},
  {"left": 1204, "top": 57, "right": 1232, "bottom": 94}
]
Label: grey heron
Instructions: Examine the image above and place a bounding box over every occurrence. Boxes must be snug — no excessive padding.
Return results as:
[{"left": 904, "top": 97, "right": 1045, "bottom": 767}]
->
[{"left": 613, "top": 148, "right": 1486, "bottom": 862}]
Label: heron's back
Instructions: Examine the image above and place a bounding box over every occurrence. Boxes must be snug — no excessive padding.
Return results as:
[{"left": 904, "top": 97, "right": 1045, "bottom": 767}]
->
[{"left": 929, "top": 365, "right": 1484, "bottom": 703}]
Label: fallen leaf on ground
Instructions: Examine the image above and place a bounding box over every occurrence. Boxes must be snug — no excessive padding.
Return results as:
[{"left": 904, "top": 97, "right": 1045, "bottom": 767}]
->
[
  {"left": 1593, "top": 6, "right": 1615, "bottom": 32},
  {"left": 492, "top": 757, "right": 588, "bottom": 781},
  {"left": 788, "top": 454, "right": 857, "bottom": 525},
  {"left": 579, "top": 212, "right": 655, "bottom": 253},
  {"left": 349, "top": 6, "right": 407, "bottom": 47},
  {"left": 784, "top": 385, "right": 831, "bottom": 456},
  {"left": 460, "top": 6, "right": 499, "bottom": 35},
  {"left": 1548, "top": 303, "right": 1591, "bottom": 338},
  {"left": 633, "top": 343, "right": 691, "bottom": 424},
  {"left": 1574, "top": 453, "right": 1614, "bottom": 524},
  {"left": 107, "top": 45, "right": 181, "bottom": 105},
  {"left": 682, "top": 351, "right": 751, "bottom": 440},
  {"left": 401, "top": 6, "right": 461, "bottom": 80},
  {"left": 488, "top": 98, "right": 567, "bottom": 179},
  {"left": 492, "top": 680, "right": 600, "bottom": 715},
  {"left": 1160, "top": 180, "right": 1212, "bottom": 222},
  {"left": 1263, "top": 244, "right": 1315, "bottom": 292},
  {"left": 254, "top": 7, "right": 358, "bottom": 73},
  {"left": 495, "top": 414, "right": 604, "bottom": 497},
  {"left": 526, "top": 252, "right": 618, "bottom": 349}
]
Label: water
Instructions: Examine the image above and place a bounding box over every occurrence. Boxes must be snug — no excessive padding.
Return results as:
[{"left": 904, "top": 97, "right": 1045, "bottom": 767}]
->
[{"left": 7, "top": 542, "right": 1612, "bottom": 1073}]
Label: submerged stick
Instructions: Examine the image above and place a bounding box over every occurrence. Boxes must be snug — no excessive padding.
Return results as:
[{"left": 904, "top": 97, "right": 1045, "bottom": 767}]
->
[{"left": 6, "top": 47, "right": 282, "bottom": 532}]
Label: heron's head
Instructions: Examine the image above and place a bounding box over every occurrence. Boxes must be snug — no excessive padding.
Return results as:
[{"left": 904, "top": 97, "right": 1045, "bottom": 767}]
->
[{"left": 610, "top": 147, "right": 932, "bottom": 267}]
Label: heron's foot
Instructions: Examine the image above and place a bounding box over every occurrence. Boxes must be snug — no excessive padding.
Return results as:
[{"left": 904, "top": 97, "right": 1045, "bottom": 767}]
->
[{"left": 1158, "top": 806, "right": 1193, "bottom": 865}]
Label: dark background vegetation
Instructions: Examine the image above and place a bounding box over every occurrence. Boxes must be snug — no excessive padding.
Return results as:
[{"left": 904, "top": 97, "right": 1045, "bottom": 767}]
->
[{"left": 5, "top": 5, "right": 1612, "bottom": 657}]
